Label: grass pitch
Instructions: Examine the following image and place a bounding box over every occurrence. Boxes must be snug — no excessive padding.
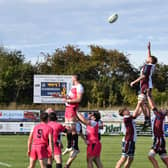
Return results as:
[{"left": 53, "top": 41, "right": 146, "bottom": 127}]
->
[{"left": 0, "top": 135, "right": 166, "bottom": 168}]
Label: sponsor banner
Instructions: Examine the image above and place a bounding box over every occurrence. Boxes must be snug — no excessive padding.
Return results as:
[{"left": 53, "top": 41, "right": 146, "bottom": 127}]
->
[
  {"left": 0, "top": 110, "right": 40, "bottom": 121},
  {"left": 0, "top": 122, "right": 38, "bottom": 133},
  {"left": 34, "top": 75, "right": 72, "bottom": 104},
  {"left": 101, "top": 122, "right": 122, "bottom": 135}
]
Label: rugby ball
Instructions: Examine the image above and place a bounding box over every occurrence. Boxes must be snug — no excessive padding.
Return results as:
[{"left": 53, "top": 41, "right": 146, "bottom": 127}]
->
[{"left": 108, "top": 13, "right": 118, "bottom": 23}]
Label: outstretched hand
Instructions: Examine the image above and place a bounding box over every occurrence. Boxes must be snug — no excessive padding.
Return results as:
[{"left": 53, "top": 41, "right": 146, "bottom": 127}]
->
[
  {"left": 130, "top": 82, "right": 134, "bottom": 87},
  {"left": 52, "top": 93, "right": 60, "bottom": 98},
  {"left": 148, "top": 41, "right": 151, "bottom": 49}
]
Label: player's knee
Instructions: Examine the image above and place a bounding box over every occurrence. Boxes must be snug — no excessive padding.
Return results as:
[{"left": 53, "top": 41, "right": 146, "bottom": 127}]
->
[
  {"left": 148, "top": 150, "right": 156, "bottom": 159},
  {"left": 160, "top": 153, "right": 168, "bottom": 159},
  {"left": 138, "top": 94, "right": 146, "bottom": 101}
]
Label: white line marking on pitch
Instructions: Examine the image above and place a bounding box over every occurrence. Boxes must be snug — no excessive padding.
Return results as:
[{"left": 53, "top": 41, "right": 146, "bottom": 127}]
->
[{"left": 0, "top": 162, "right": 12, "bottom": 167}]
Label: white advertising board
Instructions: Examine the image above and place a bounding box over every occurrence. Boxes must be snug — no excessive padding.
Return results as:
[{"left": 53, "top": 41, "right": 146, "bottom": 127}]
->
[
  {"left": 0, "top": 122, "right": 38, "bottom": 133},
  {"left": 0, "top": 110, "right": 40, "bottom": 121},
  {"left": 34, "top": 75, "right": 72, "bottom": 104}
]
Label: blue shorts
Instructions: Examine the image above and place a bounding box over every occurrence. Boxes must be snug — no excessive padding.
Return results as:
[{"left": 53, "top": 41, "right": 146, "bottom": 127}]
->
[{"left": 122, "top": 140, "right": 135, "bottom": 157}]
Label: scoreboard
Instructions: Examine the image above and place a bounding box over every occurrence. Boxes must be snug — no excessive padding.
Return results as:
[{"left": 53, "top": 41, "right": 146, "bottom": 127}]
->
[{"left": 33, "top": 75, "right": 72, "bottom": 104}]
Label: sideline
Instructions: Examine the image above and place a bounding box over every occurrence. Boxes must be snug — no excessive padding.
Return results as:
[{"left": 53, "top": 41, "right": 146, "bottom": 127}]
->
[{"left": 0, "top": 162, "right": 12, "bottom": 167}]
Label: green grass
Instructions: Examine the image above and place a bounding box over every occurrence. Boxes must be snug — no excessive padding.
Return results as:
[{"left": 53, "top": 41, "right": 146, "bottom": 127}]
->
[{"left": 0, "top": 135, "right": 166, "bottom": 168}]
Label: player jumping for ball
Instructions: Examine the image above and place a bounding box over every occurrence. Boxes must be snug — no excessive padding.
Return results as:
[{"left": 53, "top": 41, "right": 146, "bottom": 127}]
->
[
  {"left": 147, "top": 94, "right": 168, "bottom": 168},
  {"left": 53, "top": 74, "right": 84, "bottom": 167},
  {"left": 115, "top": 100, "right": 142, "bottom": 168},
  {"left": 130, "top": 41, "right": 157, "bottom": 127}
]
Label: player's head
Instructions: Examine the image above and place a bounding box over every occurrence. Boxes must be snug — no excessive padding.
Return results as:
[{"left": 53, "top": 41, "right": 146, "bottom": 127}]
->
[
  {"left": 45, "top": 108, "right": 55, "bottom": 114},
  {"left": 40, "top": 112, "right": 48, "bottom": 122},
  {"left": 119, "top": 107, "right": 130, "bottom": 116},
  {"left": 96, "top": 112, "right": 101, "bottom": 120},
  {"left": 91, "top": 112, "right": 99, "bottom": 122},
  {"left": 48, "top": 112, "right": 57, "bottom": 121},
  {"left": 146, "top": 56, "right": 157, "bottom": 64},
  {"left": 72, "top": 74, "right": 80, "bottom": 84}
]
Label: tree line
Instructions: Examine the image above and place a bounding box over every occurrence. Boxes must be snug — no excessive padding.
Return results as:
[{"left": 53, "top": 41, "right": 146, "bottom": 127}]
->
[{"left": 0, "top": 45, "right": 167, "bottom": 108}]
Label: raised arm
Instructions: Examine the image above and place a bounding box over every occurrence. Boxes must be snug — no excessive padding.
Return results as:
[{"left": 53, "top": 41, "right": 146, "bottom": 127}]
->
[
  {"left": 147, "top": 41, "right": 152, "bottom": 60},
  {"left": 77, "top": 112, "right": 90, "bottom": 126},
  {"left": 147, "top": 95, "right": 156, "bottom": 110}
]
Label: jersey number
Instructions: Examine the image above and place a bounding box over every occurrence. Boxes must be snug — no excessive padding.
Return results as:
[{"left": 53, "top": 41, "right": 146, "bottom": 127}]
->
[{"left": 37, "top": 129, "right": 43, "bottom": 138}]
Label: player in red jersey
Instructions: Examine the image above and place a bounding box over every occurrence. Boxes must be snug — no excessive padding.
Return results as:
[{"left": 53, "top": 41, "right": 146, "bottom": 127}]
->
[
  {"left": 47, "top": 112, "right": 66, "bottom": 168},
  {"left": 130, "top": 41, "right": 157, "bottom": 127},
  {"left": 77, "top": 112, "right": 103, "bottom": 168},
  {"left": 27, "top": 112, "right": 53, "bottom": 168},
  {"left": 115, "top": 100, "right": 142, "bottom": 168},
  {"left": 147, "top": 95, "right": 168, "bottom": 168},
  {"left": 55, "top": 74, "right": 84, "bottom": 157}
]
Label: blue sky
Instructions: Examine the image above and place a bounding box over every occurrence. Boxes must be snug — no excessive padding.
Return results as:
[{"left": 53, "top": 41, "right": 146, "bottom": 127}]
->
[{"left": 0, "top": 0, "right": 168, "bottom": 67}]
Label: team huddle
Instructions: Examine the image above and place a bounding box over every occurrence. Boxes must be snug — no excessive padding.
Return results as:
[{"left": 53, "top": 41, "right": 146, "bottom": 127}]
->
[{"left": 27, "top": 42, "right": 168, "bottom": 168}]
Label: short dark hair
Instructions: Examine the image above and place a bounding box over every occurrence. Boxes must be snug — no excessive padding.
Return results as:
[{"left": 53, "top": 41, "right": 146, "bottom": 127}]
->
[
  {"left": 49, "top": 112, "right": 57, "bottom": 121},
  {"left": 118, "top": 107, "right": 127, "bottom": 116},
  {"left": 151, "top": 56, "right": 157, "bottom": 64},
  {"left": 73, "top": 74, "right": 80, "bottom": 81},
  {"left": 40, "top": 112, "right": 48, "bottom": 122},
  {"left": 96, "top": 112, "right": 101, "bottom": 120},
  {"left": 93, "top": 112, "right": 99, "bottom": 122}
]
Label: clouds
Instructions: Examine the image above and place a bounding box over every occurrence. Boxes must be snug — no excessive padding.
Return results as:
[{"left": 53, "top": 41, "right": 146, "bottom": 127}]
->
[{"left": 0, "top": 0, "right": 168, "bottom": 66}]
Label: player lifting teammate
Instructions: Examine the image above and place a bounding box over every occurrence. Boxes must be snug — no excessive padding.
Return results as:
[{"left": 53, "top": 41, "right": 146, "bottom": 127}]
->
[
  {"left": 77, "top": 112, "right": 103, "bottom": 168},
  {"left": 130, "top": 41, "right": 157, "bottom": 127},
  {"left": 47, "top": 112, "right": 66, "bottom": 168},
  {"left": 147, "top": 94, "right": 168, "bottom": 168},
  {"left": 115, "top": 100, "right": 143, "bottom": 168}
]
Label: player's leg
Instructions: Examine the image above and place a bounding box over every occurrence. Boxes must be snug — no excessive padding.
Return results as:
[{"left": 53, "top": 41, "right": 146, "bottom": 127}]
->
[
  {"left": 124, "top": 140, "right": 135, "bottom": 168},
  {"left": 62, "top": 119, "right": 73, "bottom": 155},
  {"left": 71, "top": 123, "right": 80, "bottom": 153},
  {"left": 87, "top": 156, "right": 94, "bottom": 168},
  {"left": 64, "top": 151, "right": 77, "bottom": 168},
  {"left": 94, "top": 157, "right": 103, "bottom": 168},
  {"left": 143, "top": 88, "right": 152, "bottom": 125},
  {"left": 39, "top": 159, "right": 47, "bottom": 168},
  {"left": 160, "top": 155, "right": 168, "bottom": 167},
  {"left": 63, "top": 107, "right": 77, "bottom": 155},
  {"left": 124, "top": 157, "right": 134, "bottom": 168},
  {"left": 47, "top": 157, "right": 52, "bottom": 168},
  {"left": 54, "top": 155, "right": 62, "bottom": 168},
  {"left": 159, "top": 137, "right": 168, "bottom": 167},
  {"left": 28, "top": 158, "right": 36, "bottom": 168},
  {"left": 115, "top": 156, "right": 127, "bottom": 168},
  {"left": 115, "top": 139, "right": 128, "bottom": 168},
  {"left": 47, "top": 147, "right": 53, "bottom": 168},
  {"left": 148, "top": 149, "right": 159, "bottom": 168}
]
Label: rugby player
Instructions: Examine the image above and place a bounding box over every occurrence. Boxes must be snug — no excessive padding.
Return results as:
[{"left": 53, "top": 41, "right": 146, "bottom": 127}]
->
[
  {"left": 115, "top": 100, "right": 142, "bottom": 168},
  {"left": 130, "top": 41, "right": 157, "bottom": 127},
  {"left": 77, "top": 112, "right": 103, "bottom": 168},
  {"left": 147, "top": 95, "right": 168, "bottom": 168},
  {"left": 27, "top": 112, "right": 53, "bottom": 168},
  {"left": 47, "top": 112, "right": 66, "bottom": 168}
]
